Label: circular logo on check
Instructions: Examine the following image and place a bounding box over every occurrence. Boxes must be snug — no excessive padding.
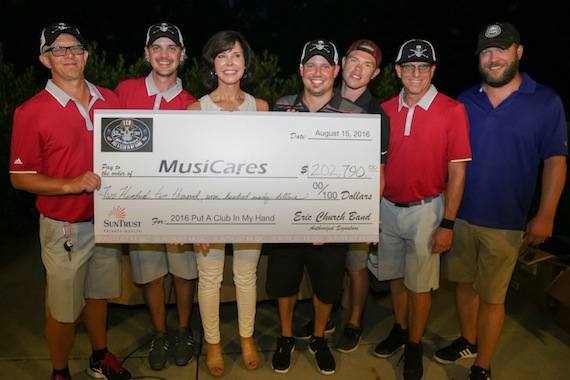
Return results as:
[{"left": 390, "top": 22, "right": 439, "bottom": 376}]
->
[{"left": 103, "top": 118, "right": 151, "bottom": 151}]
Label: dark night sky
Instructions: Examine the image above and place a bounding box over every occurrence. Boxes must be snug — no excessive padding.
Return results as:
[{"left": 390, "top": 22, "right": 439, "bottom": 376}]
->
[{"left": 1, "top": 0, "right": 569, "bottom": 113}]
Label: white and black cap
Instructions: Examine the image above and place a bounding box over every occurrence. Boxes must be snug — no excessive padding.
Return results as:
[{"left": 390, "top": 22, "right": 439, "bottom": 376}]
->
[
  {"left": 145, "top": 22, "right": 184, "bottom": 47},
  {"left": 300, "top": 38, "right": 339, "bottom": 65},
  {"left": 40, "top": 22, "right": 85, "bottom": 53},
  {"left": 395, "top": 38, "right": 437, "bottom": 64}
]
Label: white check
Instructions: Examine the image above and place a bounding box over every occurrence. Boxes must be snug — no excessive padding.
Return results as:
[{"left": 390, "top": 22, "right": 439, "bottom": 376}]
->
[{"left": 93, "top": 110, "right": 380, "bottom": 243}]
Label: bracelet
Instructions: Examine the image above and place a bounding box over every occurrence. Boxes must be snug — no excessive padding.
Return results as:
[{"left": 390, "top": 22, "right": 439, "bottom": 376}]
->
[{"left": 439, "top": 218, "right": 455, "bottom": 229}]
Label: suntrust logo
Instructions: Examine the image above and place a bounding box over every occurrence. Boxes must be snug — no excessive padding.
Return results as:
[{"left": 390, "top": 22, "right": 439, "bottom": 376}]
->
[{"left": 103, "top": 206, "right": 143, "bottom": 229}]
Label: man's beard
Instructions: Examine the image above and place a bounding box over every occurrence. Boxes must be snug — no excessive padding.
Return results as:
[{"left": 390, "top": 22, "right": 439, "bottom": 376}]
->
[{"left": 479, "top": 58, "right": 519, "bottom": 88}]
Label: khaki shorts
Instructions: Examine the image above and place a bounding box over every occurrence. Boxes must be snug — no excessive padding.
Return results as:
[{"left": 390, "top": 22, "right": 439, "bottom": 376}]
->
[
  {"left": 368, "top": 196, "right": 443, "bottom": 293},
  {"left": 40, "top": 215, "right": 121, "bottom": 323},
  {"left": 129, "top": 243, "right": 198, "bottom": 284},
  {"left": 442, "top": 218, "right": 523, "bottom": 304}
]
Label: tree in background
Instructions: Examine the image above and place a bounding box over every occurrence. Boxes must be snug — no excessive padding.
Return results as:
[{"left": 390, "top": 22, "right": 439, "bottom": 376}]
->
[
  {"left": 13, "top": 43, "right": 568, "bottom": 239},
  {"left": 0, "top": 44, "right": 40, "bottom": 235}
]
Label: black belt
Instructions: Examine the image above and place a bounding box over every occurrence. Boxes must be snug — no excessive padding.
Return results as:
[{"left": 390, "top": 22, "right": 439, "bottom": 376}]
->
[
  {"left": 391, "top": 194, "right": 439, "bottom": 208},
  {"left": 48, "top": 216, "right": 94, "bottom": 223}
]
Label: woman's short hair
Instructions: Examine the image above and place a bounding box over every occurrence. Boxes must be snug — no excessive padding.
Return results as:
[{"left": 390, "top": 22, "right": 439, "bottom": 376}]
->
[{"left": 201, "top": 30, "right": 255, "bottom": 90}]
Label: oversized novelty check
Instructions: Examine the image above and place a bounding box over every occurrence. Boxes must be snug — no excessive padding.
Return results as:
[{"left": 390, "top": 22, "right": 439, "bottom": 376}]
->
[{"left": 93, "top": 110, "right": 380, "bottom": 243}]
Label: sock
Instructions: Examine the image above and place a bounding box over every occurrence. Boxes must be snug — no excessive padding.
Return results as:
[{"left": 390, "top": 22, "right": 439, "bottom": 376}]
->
[
  {"left": 52, "top": 367, "right": 70, "bottom": 378},
  {"left": 92, "top": 347, "right": 108, "bottom": 362}
]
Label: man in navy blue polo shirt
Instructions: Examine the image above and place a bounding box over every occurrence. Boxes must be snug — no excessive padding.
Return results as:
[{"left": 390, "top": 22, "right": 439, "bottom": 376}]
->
[{"left": 435, "top": 22, "right": 568, "bottom": 380}]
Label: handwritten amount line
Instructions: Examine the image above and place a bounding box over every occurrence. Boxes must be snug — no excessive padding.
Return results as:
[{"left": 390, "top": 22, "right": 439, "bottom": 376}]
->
[
  {"left": 103, "top": 198, "right": 349, "bottom": 201},
  {"left": 308, "top": 176, "right": 372, "bottom": 180},
  {"left": 101, "top": 175, "right": 297, "bottom": 179}
]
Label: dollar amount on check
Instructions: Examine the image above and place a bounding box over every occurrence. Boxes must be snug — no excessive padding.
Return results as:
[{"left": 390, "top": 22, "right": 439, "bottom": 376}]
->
[{"left": 94, "top": 110, "right": 381, "bottom": 243}]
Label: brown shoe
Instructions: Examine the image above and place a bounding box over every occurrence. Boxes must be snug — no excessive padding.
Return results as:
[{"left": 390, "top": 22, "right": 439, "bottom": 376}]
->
[
  {"left": 206, "top": 342, "right": 224, "bottom": 377},
  {"left": 240, "top": 336, "right": 259, "bottom": 370}
]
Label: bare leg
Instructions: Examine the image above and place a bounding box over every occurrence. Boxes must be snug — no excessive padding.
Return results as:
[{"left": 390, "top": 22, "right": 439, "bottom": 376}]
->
[
  {"left": 474, "top": 300, "right": 504, "bottom": 370},
  {"left": 390, "top": 278, "right": 408, "bottom": 329},
  {"left": 46, "top": 313, "right": 75, "bottom": 370},
  {"left": 142, "top": 276, "right": 167, "bottom": 333},
  {"left": 408, "top": 291, "right": 430, "bottom": 343},
  {"left": 82, "top": 298, "right": 109, "bottom": 350},
  {"left": 313, "top": 295, "right": 333, "bottom": 337},
  {"left": 456, "top": 282, "right": 479, "bottom": 344},
  {"left": 278, "top": 295, "right": 298, "bottom": 337},
  {"left": 172, "top": 275, "right": 196, "bottom": 329},
  {"left": 347, "top": 268, "right": 369, "bottom": 327}
]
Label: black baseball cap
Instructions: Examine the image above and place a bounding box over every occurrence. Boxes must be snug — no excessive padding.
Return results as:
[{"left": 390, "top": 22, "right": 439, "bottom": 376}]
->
[
  {"left": 395, "top": 38, "right": 437, "bottom": 64},
  {"left": 39, "top": 22, "right": 85, "bottom": 53},
  {"left": 476, "top": 22, "right": 520, "bottom": 54},
  {"left": 145, "top": 22, "right": 184, "bottom": 47},
  {"left": 300, "top": 38, "right": 339, "bottom": 65}
]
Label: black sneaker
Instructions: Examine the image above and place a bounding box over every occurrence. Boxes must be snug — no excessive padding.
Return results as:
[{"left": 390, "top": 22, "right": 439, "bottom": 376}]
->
[
  {"left": 148, "top": 332, "right": 169, "bottom": 370},
  {"left": 87, "top": 352, "right": 132, "bottom": 380},
  {"left": 403, "top": 341, "right": 423, "bottom": 380},
  {"left": 174, "top": 328, "right": 195, "bottom": 366},
  {"left": 434, "top": 336, "right": 477, "bottom": 364},
  {"left": 294, "top": 319, "right": 336, "bottom": 340},
  {"left": 373, "top": 323, "right": 408, "bottom": 358},
  {"left": 272, "top": 336, "right": 296, "bottom": 374},
  {"left": 469, "top": 365, "right": 492, "bottom": 380},
  {"left": 309, "top": 336, "right": 336, "bottom": 375},
  {"left": 336, "top": 323, "right": 363, "bottom": 353}
]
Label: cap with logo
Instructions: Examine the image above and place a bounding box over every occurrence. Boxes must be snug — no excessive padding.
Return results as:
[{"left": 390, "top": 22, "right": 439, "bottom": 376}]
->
[
  {"left": 145, "top": 22, "right": 184, "bottom": 47},
  {"left": 300, "top": 38, "right": 339, "bottom": 65},
  {"left": 476, "top": 22, "right": 520, "bottom": 54},
  {"left": 345, "top": 39, "right": 382, "bottom": 68},
  {"left": 395, "top": 38, "right": 437, "bottom": 64},
  {"left": 40, "top": 22, "right": 85, "bottom": 54}
]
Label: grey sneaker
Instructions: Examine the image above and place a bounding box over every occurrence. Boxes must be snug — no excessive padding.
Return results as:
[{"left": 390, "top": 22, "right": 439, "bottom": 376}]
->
[
  {"left": 148, "top": 332, "right": 169, "bottom": 370},
  {"left": 434, "top": 336, "right": 477, "bottom": 364},
  {"left": 336, "top": 323, "right": 363, "bottom": 353},
  {"left": 174, "top": 328, "right": 195, "bottom": 366}
]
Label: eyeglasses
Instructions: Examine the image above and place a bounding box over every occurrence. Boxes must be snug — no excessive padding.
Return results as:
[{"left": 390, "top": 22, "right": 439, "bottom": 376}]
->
[
  {"left": 400, "top": 63, "right": 432, "bottom": 74},
  {"left": 44, "top": 45, "right": 85, "bottom": 57}
]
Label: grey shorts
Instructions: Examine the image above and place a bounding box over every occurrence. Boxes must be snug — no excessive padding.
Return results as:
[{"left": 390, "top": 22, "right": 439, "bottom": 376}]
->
[
  {"left": 40, "top": 215, "right": 121, "bottom": 323},
  {"left": 346, "top": 243, "right": 370, "bottom": 271},
  {"left": 368, "top": 195, "right": 443, "bottom": 292},
  {"left": 442, "top": 218, "right": 523, "bottom": 304},
  {"left": 129, "top": 243, "right": 198, "bottom": 284}
]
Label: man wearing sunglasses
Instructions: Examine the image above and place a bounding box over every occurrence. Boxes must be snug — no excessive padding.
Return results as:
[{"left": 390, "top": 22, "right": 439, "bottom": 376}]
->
[
  {"left": 368, "top": 38, "right": 471, "bottom": 380},
  {"left": 9, "top": 22, "right": 132, "bottom": 380}
]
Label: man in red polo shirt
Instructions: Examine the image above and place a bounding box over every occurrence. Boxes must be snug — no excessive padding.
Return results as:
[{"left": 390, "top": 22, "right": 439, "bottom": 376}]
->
[
  {"left": 368, "top": 38, "right": 471, "bottom": 380},
  {"left": 9, "top": 22, "right": 132, "bottom": 380},
  {"left": 114, "top": 22, "right": 198, "bottom": 371}
]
